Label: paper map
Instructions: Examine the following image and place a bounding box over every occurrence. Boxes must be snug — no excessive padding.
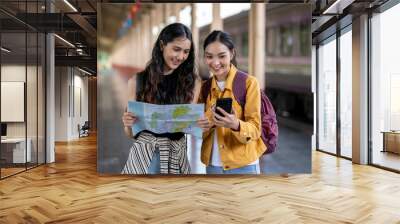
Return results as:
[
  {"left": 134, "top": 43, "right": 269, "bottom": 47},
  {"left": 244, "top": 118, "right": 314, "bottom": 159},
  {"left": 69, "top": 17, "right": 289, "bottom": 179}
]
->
[{"left": 128, "top": 101, "right": 204, "bottom": 138}]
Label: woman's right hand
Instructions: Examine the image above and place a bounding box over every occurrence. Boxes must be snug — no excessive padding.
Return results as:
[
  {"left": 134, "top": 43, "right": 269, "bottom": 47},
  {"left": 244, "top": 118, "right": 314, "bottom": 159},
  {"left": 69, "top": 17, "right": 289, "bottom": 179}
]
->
[{"left": 122, "top": 112, "right": 138, "bottom": 127}]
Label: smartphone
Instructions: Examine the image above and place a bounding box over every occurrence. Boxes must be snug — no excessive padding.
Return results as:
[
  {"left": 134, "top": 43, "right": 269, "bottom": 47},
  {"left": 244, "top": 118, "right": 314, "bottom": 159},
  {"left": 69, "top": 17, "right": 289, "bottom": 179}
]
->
[{"left": 216, "top": 98, "right": 232, "bottom": 117}]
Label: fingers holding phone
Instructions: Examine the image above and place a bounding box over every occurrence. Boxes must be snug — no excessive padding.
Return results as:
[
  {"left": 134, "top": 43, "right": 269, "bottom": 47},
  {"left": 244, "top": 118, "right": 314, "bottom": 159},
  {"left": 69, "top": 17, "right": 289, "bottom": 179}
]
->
[{"left": 212, "top": 98, "right": 240, "bottom": 131}]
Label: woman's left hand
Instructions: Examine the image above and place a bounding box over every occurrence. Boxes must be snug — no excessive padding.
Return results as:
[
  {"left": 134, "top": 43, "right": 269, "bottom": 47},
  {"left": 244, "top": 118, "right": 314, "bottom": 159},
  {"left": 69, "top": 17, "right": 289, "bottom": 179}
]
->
[
  {"left": 212, "top": 107, "right": 240, "bottom": 131},
  {"left": 197, "top": 117, "right": 212, "bottom": 132}
]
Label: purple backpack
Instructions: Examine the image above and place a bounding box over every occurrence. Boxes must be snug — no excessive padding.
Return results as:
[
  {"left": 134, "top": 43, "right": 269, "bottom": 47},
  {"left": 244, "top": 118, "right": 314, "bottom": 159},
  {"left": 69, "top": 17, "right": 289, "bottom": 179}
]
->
[{"left": 201, "top": 70, "right": 278, "bottom": 154}]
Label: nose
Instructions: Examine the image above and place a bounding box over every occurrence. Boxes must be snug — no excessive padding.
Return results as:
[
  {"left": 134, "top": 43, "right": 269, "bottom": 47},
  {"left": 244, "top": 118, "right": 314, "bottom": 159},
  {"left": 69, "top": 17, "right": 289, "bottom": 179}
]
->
[
  {"left": 212, "top": 59, "right": 220, "bottom": 67},
  {"left": 177, "top": 52, "right": 185, "bottom": 61}
]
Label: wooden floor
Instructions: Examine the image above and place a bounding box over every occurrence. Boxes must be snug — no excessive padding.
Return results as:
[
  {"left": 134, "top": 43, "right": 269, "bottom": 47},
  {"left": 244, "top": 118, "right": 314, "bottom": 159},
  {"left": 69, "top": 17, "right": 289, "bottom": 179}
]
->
[
  {"left": 1, "top": 135, "right": 400, "bottom": 223},
  {"left": 0, "top": 167, "right": 26, "bottom": 178},
  {"left": 1, "top": 163, "right": 45, "bottom": 178}
]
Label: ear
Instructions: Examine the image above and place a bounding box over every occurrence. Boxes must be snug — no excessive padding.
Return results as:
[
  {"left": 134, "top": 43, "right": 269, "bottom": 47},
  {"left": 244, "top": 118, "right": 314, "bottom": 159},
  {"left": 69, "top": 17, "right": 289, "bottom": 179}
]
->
[
  {"left": 231, "top": 49, "right": 236, "bottom": 61},
  {"left": 203, "top": 53, "right": 209, "bottom": 63}
]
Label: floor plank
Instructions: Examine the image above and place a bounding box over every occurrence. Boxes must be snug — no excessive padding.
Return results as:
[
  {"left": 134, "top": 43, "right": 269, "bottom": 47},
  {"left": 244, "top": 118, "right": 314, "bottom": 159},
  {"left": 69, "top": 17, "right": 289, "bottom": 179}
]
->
[{"left": 1, "top": 134, "right": 400, "bottom": 223}]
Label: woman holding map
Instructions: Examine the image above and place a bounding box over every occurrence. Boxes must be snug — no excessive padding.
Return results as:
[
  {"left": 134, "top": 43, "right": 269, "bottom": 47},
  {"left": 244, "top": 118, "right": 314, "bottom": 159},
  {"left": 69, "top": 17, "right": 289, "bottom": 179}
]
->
[
  {"left": 198, "top": 30, "right": 267, "bottom": 174},
  {"left": 121, "top": 23, "right": 206, "bottom": 174}
]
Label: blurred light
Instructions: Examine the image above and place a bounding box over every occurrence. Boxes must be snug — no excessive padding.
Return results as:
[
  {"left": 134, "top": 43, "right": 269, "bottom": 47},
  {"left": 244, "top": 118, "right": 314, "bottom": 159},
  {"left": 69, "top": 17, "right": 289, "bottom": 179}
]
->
[
  {"left": 54, "top": 34, "right": 75, "bottom": 48},
  {"left": 131, "top": 5, "right": 138, "bottom": 14},
  {"left": 152, "top": 26, "right": 159, "bottom": 36},
  {"left": 1, "top": 47, "right": 11, "bottom": 53},
  {"left": 196, "top": 3, "right": 250, "bottom": 28},
  {"left": 197, "top": 3, "right": 212, "bottom": 27},
  {"left": 322, "top": 0, "right": 354, "bottom": 15},
  {"left": 127, "top": 18, "right": 132, "bottom": 27},
  {"left": 179, "top": 6, "right": 191, "bottom": 27},
  {"left": 221, "top": 3, "right": 250, "bottom": 19},
  {"left": 168, "top": 16, "right": 177, "bottom": 24},
  {"left": 63, "top": 0, "right": 78, "bottom": 12},
  {"left": 78, "top": 67, "right": 92, "bottom": 76}
]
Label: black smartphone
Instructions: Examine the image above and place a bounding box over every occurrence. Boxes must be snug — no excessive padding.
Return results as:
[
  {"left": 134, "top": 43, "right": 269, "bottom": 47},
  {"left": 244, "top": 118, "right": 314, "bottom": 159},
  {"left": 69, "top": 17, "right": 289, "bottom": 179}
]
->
[{"left": 216, "top": 98, "right": 232, "bottom": 117}]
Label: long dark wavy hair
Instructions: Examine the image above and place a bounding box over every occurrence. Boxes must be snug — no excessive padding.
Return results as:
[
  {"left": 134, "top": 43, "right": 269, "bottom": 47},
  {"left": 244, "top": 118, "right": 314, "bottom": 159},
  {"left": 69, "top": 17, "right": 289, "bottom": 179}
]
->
[
  {"left": 137, "top": 23, "right": 197, "bottom": 104},
  {"left": 203, "top": 30, "right": 237, "bottom": 67}
]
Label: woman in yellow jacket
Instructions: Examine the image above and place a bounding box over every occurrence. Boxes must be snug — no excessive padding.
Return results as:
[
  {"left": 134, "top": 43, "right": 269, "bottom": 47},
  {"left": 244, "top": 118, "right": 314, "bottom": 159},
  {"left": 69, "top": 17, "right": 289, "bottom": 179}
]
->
[{"left": 198, "top": 30, "right": 267, "bottom": 174}]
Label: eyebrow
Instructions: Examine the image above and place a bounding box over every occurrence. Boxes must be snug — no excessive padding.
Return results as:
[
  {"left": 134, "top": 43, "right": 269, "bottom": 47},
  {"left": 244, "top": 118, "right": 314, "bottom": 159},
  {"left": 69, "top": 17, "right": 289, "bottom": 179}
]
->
[
  {"left": 173, "top": 45, "right": 190, "bottom": 51},
  {"left": 205, "top": 51, "right": 227, "bottom": 56}
]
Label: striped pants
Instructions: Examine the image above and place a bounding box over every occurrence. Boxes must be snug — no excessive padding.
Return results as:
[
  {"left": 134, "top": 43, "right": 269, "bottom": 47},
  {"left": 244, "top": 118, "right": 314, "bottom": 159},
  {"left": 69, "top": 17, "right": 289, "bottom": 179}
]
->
[{"left": 121, "top": 132, "right": 190, "bottom": 174}]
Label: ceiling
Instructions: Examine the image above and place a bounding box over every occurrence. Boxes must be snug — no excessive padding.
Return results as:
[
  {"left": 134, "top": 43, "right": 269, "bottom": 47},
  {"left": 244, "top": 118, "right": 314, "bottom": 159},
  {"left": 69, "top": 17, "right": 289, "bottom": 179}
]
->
[
  {"left": 0, "top": 0, "right": 392, "bottom": 75},
  {"left": 0, "top": 0, "right": 98, "bottom": 73}
]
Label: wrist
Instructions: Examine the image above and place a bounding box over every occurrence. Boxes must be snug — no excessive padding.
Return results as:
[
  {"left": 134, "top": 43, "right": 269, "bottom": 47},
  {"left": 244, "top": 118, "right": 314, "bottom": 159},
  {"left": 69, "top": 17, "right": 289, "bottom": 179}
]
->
[{"left": 231, "top": 119, "right": 240, "bottom": 131}]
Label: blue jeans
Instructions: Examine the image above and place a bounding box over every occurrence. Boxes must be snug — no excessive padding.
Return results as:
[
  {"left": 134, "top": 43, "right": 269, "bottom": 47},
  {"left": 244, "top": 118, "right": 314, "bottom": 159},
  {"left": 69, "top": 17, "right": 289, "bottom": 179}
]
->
[
  {"left": 206, "top": 164, "right": 258, "bottom": 174},
  {"left": 148, "top": 149, "right": 161, "bottom": 174}
]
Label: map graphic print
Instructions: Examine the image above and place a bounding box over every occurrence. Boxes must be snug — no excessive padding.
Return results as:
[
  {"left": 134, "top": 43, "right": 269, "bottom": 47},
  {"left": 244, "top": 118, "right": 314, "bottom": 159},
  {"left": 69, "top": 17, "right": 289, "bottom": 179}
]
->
[{"left": 128, "top": 101, "right": 204, "bottom": 138}]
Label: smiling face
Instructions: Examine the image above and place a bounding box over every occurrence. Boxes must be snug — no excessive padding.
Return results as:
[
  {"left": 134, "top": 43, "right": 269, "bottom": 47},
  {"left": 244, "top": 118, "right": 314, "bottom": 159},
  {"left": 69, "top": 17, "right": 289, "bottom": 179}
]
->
[
  {"left": 204, "top": 41, "right": 234, "bottom": 81},
  {"left": 161, "top": 36, "right": 191, "bottom": 73}
]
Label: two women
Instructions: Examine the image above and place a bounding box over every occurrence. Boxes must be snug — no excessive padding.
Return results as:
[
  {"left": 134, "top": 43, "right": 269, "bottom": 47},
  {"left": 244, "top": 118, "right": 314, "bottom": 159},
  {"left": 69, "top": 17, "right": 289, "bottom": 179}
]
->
[{"left": 122, "top": 23, "right": 265, "bottom": 174}]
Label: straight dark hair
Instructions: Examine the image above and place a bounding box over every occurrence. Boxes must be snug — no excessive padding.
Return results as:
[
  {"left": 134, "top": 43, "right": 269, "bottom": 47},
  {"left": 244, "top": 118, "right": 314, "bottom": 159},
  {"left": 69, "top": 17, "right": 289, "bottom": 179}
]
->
[
  {"left": 203, "top": 30, "right": 237, "bottom": 67},
  {"left": 137, "top": 23, "right": 197, "bottom": 104}
]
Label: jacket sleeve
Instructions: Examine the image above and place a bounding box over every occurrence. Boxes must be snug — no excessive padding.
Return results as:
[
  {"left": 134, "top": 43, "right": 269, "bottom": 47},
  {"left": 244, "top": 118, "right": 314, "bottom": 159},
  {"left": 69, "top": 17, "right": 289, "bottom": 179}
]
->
[{"left": 232, "top": 77, "right": 262, "bottom": 144}]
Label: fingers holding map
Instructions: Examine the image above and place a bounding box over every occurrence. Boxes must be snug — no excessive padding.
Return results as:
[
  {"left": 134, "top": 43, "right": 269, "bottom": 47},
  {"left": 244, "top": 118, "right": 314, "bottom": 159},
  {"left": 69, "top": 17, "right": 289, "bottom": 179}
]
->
[{"left": 128, "top": 101, "right": 205, "bottom": 138}]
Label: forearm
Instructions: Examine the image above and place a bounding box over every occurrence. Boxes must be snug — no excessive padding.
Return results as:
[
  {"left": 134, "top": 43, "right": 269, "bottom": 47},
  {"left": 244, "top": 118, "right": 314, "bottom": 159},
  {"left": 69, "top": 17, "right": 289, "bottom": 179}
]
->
[{"left": 124, "top": 126, "right": 134, "bottom": 138}]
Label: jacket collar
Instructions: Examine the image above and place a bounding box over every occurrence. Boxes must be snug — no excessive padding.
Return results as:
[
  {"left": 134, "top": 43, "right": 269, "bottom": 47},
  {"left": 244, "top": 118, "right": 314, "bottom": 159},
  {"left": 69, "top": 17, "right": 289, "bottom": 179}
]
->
[{"left": 210, "top": 64, "right": 238, "bottom": 92}]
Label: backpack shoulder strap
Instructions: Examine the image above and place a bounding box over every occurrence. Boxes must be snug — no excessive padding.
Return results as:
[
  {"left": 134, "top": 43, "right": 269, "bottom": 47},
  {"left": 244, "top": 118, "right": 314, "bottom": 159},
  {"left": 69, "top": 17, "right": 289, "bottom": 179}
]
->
[
  {"left": 200, "top": 78, "right": 213, "bottom": 102},
  {"left": 232, "top": 70, "right": 248, "bottom": 108}
]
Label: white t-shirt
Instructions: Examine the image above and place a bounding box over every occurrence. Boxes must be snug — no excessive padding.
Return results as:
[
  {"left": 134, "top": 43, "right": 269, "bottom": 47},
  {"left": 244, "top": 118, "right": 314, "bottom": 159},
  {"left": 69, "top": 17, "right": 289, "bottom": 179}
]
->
[{"left": 210, "top": 80, "right": 259, "bottom": 167}]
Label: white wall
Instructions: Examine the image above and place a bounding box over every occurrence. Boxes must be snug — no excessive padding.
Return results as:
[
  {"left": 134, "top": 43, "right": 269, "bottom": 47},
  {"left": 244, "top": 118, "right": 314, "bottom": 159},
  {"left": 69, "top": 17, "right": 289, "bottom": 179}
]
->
[
  {"left": 312, "top": 45, "right": 316, "bottom": 150},
  {"left": 1, "top": 65, "right": 26, "bottom": 81},
  {"left": 1, "top": 64, "right": 46, "bottom": 163},
  {"left": 72, "top": 73, "right": 89, "bottom": 138},
  {"left": 1, "top": 65, "right": 32, "bottom": 137},
  {"left": 55, "top": 67, "right": 69, "bottom": 141},
  {"left": 1, "top": 65, "right": 26, "bottom": 140},
  {"left": 55, "top": 67, "right": 89, "bottom": 141}
]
